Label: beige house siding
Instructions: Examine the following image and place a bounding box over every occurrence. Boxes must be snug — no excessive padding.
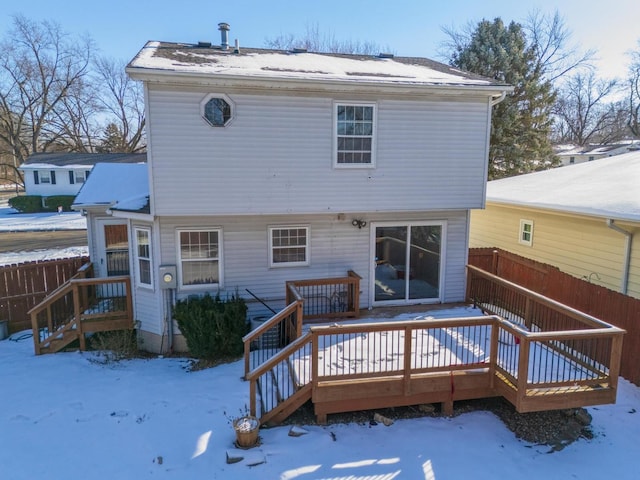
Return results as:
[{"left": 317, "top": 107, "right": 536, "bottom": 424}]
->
[{"left": 470, "top": 203, "right": 640, "bottom": 299}]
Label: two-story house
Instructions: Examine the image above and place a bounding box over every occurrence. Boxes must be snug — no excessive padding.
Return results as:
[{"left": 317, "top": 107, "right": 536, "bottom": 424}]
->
[{"left": 73, "top": 24, "right": 510, "bottom": 352}]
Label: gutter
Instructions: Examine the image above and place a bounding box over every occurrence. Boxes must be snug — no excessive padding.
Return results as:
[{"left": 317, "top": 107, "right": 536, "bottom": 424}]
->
[{"left": 606, "top": 219, "right": 633, "bottom": 295}]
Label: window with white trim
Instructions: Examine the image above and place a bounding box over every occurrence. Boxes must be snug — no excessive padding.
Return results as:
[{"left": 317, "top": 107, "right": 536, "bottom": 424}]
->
[
  {"left": 519, "top": 219, "right": 534, "bottom": 246},
  {"left": 269, "top": 226, "right": 309, "bottom": 267},
  {"left": 178, "top": 229, "right": 221, "bottom": 287},
  {"left": 74, "top": 170, "right": 88, "bottom": 184},
  {"left": 134, "top": 227, "right": 152, "bottom": 287},
  {"left": 335, "top": 103, "right": 375, "bottom": 166},
  {"left": 39, "top": 171, "right": 51, "bottom": 184}
]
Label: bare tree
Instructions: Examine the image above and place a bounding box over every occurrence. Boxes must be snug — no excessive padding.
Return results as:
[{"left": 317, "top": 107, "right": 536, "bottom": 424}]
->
[
  {"left": 94, "top": 57, "right": 146, "bottom": 152},
  {"left": 524, "top": 10, "right": 595, "bottom": 83},
  {"left": 0, "top": 15, "right": 94, "bottom": 166},
  {"left": 628, "top": 41, "right": 640, "bottom": 137},
  {"left": 265, "top": 23, "right": 389, "bottom": 55},
  {"left": 553, "top": 71, "right": 621, "bottom": 145}
]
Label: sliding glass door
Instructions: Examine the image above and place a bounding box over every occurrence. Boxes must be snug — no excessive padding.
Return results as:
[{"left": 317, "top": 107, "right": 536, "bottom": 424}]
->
[{"left": 372, "top": 222, "right": 444, "bottom": 304}]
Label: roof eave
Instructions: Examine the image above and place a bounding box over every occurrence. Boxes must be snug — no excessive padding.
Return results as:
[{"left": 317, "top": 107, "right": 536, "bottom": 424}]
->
[{"left": 126, "top": 66, "right": 513, "bottom": 97}]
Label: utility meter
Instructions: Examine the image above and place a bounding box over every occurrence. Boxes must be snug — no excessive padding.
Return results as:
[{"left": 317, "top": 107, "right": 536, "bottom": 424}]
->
[{"left": 159, "top": 265, "right": 177, "bottom": 289}]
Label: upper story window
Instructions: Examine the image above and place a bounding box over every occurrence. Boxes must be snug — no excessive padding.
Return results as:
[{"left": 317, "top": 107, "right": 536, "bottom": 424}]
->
[
  {"left": 177, "top": 229, "right": 222, "bottom": 288},
  {"left": 519, "top": 219, "right": 534, "bottom": 247},
  {"left": 200, "top": 93, "right": 233, "bottom": 127},
  {"left": 269, "top": 226, "right": 309, "bottom": 267},
  {"left": 335, "top": 103, "right": 376, "bottom": 167},
  {"left": 134, "top": 227, "right": 153, "bottom": 288}
]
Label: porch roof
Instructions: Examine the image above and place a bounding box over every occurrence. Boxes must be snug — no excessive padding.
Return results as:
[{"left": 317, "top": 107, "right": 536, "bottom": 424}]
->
[{"left": 72, "top": 163, "right": 149, "bottom": 213}]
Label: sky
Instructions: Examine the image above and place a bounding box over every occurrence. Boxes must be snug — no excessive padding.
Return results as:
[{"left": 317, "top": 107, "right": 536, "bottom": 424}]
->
[
  {"left": 0, "top": 0, "right": 638, "bottom": 80},
  {"left": 2, "top": 306, "right": 640, "bottom": 479}
]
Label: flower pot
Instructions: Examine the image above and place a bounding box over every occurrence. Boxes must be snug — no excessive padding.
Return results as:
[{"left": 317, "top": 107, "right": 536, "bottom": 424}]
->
[{"left": 233, "top": 415, "right": 260, "bottom": 448}]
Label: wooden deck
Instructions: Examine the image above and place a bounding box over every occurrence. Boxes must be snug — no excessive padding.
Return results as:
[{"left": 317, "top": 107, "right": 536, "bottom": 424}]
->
[
  {"left": 243, "top": 268, "right": 625, "bottom": 425},
  {"left": 29, "top": 263, "right": 135, "bottom": 354}
]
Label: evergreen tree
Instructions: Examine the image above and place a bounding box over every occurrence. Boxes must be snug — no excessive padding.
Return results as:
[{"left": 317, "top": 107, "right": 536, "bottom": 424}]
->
[{"left": 449, "top": 18, "right": 558, "bottom": 179}]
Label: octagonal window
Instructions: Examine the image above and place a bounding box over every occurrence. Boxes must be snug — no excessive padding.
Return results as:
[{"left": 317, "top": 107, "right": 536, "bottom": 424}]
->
[{"left": 202, "top": 96, "right": 232, "bottom": 127}]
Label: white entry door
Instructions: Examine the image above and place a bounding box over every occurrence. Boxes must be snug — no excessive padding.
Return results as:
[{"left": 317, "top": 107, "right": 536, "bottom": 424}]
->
[
  {"left": 95, "top": 219, "right": 130, "bottom": 278},
  {"left": 371, "top": 222, "right": 445, "bottom": 305}
]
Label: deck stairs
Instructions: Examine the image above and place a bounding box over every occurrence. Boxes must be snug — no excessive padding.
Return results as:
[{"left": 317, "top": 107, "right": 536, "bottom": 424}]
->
[{"left": 248, "top": 335, "right": 314, "bottom": 426}]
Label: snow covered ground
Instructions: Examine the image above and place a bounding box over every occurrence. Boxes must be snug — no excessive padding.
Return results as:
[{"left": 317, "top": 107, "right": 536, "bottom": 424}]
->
[
  {"left": 0, "top": 205, "right": 88, "bottom": 265},
  {"left": 1, "top": 311, "right": 639, "bottom": 480}
]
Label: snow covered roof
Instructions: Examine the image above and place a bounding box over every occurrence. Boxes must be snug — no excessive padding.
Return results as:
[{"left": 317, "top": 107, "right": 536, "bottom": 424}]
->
[
  {"left": 127, "top": 42, "right": 510, "bottom": 90},
  {"left": 21, "top": 152, "right": 146, "bottom": 170},
  {"left": 554, "top": 141, "right": 640, "bottom": 157},
  {"left": 73, "top": 163, "right": 149, "bottom": 213},
  {"left": 486, "top": 150, "right": 640, "bottom": 222}
]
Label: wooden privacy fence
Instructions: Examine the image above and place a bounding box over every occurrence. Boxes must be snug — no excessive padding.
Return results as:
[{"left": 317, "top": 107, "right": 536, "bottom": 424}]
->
[
  {"left": 0, "top": 256, "right": 89, "bottom": 333},
  {"left": 468, "top": 248, "right": 640, "bottom": 385}
]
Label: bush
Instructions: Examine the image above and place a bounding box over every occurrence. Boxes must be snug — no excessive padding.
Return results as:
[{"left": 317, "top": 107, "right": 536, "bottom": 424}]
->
[
  {"left": 88, "top": 328, "right": 140, "bottom": 364},
  {"left": 173, "top": 292, "right": 248, "bottom": 360},
  {"left": 43, "top": 195, "right": 76, "bottom": 212},
  {"left": 9, "top": 195, "right": 43, "bottom": 213}
]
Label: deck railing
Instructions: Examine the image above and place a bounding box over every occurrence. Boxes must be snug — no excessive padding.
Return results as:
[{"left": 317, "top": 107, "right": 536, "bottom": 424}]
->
[
  {"left": 29, "top": 263, "right": 133, "bottom": 354},
  {"left": 467, "top": 264, "right": 625, "bottom": 410},
  {"left": 286, "top": 270, "right": 361, "bottom": 320}
]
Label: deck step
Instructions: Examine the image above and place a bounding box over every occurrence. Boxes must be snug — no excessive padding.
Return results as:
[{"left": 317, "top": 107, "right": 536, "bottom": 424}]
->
[{"left": 40, "top": 331, "right": 79, "bottom": 353}]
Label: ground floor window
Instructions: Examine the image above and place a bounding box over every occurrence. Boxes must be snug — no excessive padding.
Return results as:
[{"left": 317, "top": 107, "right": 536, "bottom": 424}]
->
[
  {"left": 134, "top": 227, "right": 152, "bottom": 287},
  {"left": 269, "top": 226, "right": 309, "bottom": 267},
  {"left": 178, "top": 229, "right": 221, "bottom": 288}
]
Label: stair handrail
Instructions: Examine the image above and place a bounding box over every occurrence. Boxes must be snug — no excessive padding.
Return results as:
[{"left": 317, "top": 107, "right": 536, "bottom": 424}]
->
[{"left": 245, "top": 332, "right": 313, "bottom": 421}]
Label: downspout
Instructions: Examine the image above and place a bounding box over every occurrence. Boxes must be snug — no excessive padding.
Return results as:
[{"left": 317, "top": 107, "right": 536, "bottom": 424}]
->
[
  {"left": 606, "top": 219, "right": 633, "bottom": 295},
  {"left": 490, "top": 91, "right": 506, "bottom": 106}
]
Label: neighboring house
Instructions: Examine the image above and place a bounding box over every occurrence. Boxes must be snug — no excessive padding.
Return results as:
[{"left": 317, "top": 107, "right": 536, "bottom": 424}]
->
[
  {"left": 470, "top": 151, "right": 640, "bottom": 299},
  {"left": 74, "top": 24, "right": 510, "bottom": 352},
  {"left": 555, "top": 140, "right": 640, "bottom": 166},
  {"left": 20, "top": 152, "right": 145, "bottom": 198}
]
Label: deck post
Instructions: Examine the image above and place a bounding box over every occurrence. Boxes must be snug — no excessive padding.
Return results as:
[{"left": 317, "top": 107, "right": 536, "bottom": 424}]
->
[
  {"left": 249, "top": 380, "right": 257, "bottom": 417},
  {"left": 516, "top": 335, "right": 530, "bottom": 409},
  {"left": 296, "top": 300, "right": 304, "bottom": 339},
  {"left": 403, "top": 325, "right": 412, "bottom": 396},
  {"left": 31, "top": 312, "right": 41, "bottom": 355},
  {"left": 73, "top": 282, "right": 85, "bottom": 351},
  {"left": 489, "top": 319, "right": 500, "bottom": 389},
  {"left": 609, "top": 333, "right": 624, "bottom": 391}
]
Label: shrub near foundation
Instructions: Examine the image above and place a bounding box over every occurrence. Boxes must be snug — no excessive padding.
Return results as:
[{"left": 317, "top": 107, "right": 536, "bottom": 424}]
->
[{"left": 173, "top": 293, "right": 248, "bottom": 359}]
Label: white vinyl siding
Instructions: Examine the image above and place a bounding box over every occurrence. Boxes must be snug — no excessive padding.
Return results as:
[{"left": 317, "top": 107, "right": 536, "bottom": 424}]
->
[
  {"left": 146, "top": 87, "right": 490, "bottom": 216},
  {"left": 177, "top": 229, "right": 222, "bottom": 289},
  {"left": 269, "top": 226, "right": 309, "bottom": 267},
  {"left": 157, "top": 211, "right": 469, "bottom": 314},
  {"left": 134, "top": 227, "right": 153, "bottom": 287}
]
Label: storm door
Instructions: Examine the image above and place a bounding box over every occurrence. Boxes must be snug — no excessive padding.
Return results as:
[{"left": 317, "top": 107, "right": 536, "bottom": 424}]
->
[
  {"left": 96, "top": 220, "right": 130, "bottom": 278},
  {"left": 372, "top": 222, "right": 444, "bottom": 304}
]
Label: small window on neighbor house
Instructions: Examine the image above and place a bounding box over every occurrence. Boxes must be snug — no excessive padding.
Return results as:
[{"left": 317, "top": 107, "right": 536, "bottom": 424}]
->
[
  {"left": 178, "top": 229, "right": 221, "bottom": 287},
  {"left": 588, "top": 156, "right": 595, "bottom": 161},
  {"left": 335, "top": 103, "right": 376, "bottom": 167},
  {"left": 134, "top": 228, "right": 152, "bottom": 287},
  {"left": 519, "top": 220, "right": 534, "bottom": 247},
  {"left": 569, "top": 156, "right": 575, "bottom": 164},
  {"left": 269, "top": 226, "right": 309, "bottom": 267},
  {"left": 201, "top": 94, "right": 233, "bottom": 127},
  {"left": 75, "top": 171, "right": 87, "bottom": 183},
  {"left": 38, "top": 170, "right": 55, "bottom": 184}
]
